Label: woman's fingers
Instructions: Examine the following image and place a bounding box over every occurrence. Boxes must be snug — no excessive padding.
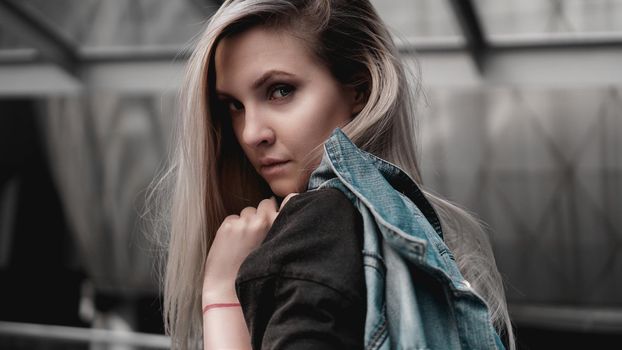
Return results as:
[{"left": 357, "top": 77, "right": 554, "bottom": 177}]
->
[
  {"left": 239, "top": 206, "right": 256, "bottom": 218},
  {"left": 226, "top": 193, "right": 299, "bottom": 235},
  {"left": 257, "top": 196, "right": 279, "bottom": 224}
]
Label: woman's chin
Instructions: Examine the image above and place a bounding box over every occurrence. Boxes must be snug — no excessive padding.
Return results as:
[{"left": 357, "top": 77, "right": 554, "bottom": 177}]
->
[{"left": 268, "top": 179, "right": 304, "bottom": 198}]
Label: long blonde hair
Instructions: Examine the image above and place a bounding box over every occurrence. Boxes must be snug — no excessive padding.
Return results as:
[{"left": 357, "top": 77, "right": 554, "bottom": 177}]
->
[{"left": 146, "top": 0, "right": 515, "bottom": 348}]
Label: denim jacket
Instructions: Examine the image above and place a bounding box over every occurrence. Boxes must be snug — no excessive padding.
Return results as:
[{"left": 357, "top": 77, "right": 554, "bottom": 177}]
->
[{"left": 307, "top": 128, "right": 505, "bottom": 350}]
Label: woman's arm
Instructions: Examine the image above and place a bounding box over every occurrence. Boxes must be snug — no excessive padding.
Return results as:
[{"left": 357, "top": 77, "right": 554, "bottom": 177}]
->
[
  {"left": 202, "top": 290, "right": 250, "bottom": 350},
  {"left": 201, "top": 195, "right": 297, "bottom": 349}
]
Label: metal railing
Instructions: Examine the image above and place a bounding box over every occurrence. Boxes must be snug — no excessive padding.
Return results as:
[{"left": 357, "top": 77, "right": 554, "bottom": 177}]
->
[{"left": 0, "top": 321, "right": 170, "bottom": 349}]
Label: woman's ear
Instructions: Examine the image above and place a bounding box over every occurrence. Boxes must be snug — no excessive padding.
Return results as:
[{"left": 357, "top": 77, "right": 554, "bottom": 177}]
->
[
  {"left": 346, "top": 85, "right": 368, "bottom": 117},
  {"left": 353, "top": 88, "right": 367, "bottom": 114}
]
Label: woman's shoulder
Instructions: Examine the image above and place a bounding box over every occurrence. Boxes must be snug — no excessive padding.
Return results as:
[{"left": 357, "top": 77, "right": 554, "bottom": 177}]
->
[
  {"left": 236, "top": 187, "right": 365, "bottom": 303},
  {"left": 262, "top": 187, "right": 361, "bottom": 250},
  {"left": 278, "top": 187, "right": 353, "bottom": 217}
]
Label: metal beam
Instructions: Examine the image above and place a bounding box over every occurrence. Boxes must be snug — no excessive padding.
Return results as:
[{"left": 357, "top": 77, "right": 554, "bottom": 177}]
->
[
  {"left": 446, "top": 0, "right": 488, "bottom": 73},
  {"left": 0, "top": 63, "right": 81, "bottom": 96},
  {"left": 3, "top": 38, "right": 622, "bottom": 94},
  {"left": 0, "top": 0, "right": 79, "bottom": 77},
  {"left": 484, "top": 45, "right": 622, "bottom": 86}
]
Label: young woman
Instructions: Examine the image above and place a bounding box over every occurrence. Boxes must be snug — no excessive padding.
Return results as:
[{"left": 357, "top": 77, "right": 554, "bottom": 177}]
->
[{"left": 148, "top": 0, "right": 515, "bottom": 349}]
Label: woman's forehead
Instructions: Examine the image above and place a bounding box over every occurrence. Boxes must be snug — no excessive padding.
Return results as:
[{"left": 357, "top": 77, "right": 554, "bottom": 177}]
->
[{"left": 214, "top": 26, "right": 320, "bottom": 95}]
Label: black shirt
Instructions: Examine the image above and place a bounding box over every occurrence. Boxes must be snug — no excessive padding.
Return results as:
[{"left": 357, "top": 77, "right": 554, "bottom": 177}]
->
[{"left": 235, "top": 187, "right": 366, "bottom": 349}]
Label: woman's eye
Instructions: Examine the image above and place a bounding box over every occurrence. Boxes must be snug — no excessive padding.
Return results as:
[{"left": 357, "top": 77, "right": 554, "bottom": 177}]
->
[{"left": 269, "top": 84, "right": 294, "bottom": 100}]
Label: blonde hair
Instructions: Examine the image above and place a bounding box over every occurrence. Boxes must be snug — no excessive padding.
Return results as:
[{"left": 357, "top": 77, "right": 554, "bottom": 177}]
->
[{"left": 146, "top": 0, "right": 515, "bottom": 349}]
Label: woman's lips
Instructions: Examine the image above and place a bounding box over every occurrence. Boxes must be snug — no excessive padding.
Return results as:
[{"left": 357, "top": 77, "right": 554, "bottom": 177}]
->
[{"left": 260, "top": 160, "right": 290, "bottom": 177}]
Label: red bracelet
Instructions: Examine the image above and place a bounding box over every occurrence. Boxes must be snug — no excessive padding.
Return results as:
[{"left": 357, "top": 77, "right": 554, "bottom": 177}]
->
[{"left": 202, "top": 302, "right": 241, "bottom": 314}]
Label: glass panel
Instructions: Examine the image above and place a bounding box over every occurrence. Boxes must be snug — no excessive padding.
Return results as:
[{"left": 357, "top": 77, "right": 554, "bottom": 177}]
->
[
  {"left": 475, "top": 0, "right": 622, "bottom": 40},
  {"left": 0, "top": 21, "right": 34, "bottom": 50},
  {"left": 370, "top": 0, "right": 464, "bottom": 46},
  {"left": 19, "top": 0, "right": 212, "bottom": 48},
  {"left": 419, "top": 86, "right": 622, "bottom": 308},
  {"left": 3, "top": 0, "right": 464, "bottom": 50}
]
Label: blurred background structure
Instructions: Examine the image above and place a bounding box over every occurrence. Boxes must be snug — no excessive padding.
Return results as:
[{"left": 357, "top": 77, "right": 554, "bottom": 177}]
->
[{"left": 0, "top": 0, "right": 620, "bottom": 349}]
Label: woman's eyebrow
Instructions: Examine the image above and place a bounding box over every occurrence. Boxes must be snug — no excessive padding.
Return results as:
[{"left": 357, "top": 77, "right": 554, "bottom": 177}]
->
[
  {"left": 251, "top": 69, "right": 296, "bottom": 89},
  {"left": 216, "top": 69, "right": 297, "bottom": 97}
]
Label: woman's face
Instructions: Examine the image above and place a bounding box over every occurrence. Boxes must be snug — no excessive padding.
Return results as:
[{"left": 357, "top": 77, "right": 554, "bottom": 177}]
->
[{"left": 214, "top": 26, "right": 364, "bottom": 197}]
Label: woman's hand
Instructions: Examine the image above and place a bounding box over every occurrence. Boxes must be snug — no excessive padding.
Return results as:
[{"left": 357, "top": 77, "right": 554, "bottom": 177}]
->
[{"left": 202, "top": 197, "right": 280, "bottom": 305}]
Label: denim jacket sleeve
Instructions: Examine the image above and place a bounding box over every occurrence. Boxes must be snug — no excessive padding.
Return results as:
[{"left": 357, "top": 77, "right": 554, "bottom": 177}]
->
[{"left": 235, "top": 187, "right": 367, "bottom": 349}]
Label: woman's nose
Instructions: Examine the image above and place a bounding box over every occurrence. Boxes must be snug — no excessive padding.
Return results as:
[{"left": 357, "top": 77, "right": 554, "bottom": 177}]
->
[{"left": 240, "top": 110, "right": 275, "bottom": 148}]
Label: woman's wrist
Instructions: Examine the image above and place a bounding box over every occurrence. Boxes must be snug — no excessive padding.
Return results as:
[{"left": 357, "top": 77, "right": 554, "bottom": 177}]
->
[{"left": 202, "top": 286, "right": 239, "bottom": 308}]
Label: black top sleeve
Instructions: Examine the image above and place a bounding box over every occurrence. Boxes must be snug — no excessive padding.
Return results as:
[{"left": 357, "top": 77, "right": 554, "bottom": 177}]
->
[{"left": 234, "top": 187, "right": 366, "bottom": 350}]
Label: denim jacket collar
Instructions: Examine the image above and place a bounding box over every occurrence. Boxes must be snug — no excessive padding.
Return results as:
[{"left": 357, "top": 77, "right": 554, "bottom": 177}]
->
[{"left": 307, "top": 128, "right": 444, "bottom": 241}]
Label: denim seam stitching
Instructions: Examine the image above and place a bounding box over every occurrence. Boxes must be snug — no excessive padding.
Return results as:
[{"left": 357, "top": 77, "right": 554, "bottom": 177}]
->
[{"left": 366, "top": 304, "right": 388, "bottom": 350}]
